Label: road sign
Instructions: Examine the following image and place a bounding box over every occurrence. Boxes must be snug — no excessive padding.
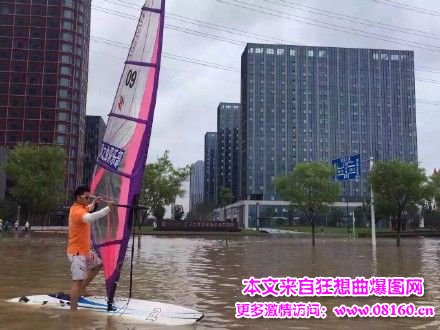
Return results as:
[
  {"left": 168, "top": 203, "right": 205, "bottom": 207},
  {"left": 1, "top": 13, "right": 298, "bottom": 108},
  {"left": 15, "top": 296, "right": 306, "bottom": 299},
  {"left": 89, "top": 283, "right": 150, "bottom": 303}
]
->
[{"left": 332, "top": 154, "right": 361, "bottom": 181}]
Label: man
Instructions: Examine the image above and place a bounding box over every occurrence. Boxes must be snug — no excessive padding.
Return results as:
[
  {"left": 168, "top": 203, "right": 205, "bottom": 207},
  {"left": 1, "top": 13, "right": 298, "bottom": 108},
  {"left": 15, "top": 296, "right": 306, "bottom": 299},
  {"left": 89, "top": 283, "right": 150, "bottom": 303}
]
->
[{"left": 67, "top": 185, "right": 114, "bottom": 310}]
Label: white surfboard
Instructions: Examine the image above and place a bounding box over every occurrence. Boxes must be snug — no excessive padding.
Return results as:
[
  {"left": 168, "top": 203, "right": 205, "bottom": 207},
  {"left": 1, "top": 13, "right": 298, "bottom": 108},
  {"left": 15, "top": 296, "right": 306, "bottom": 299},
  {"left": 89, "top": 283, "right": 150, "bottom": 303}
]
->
[{"left": 8, "top": 293, "right": 204, "bottom": 326}]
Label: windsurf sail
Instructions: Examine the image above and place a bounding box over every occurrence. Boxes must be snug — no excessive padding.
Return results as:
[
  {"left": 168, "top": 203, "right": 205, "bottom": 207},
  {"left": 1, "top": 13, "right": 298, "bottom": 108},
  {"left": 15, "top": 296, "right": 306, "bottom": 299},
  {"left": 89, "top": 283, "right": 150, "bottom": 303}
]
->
[{"left": 89, "top": 0, "right": 165, "bottom": 310}]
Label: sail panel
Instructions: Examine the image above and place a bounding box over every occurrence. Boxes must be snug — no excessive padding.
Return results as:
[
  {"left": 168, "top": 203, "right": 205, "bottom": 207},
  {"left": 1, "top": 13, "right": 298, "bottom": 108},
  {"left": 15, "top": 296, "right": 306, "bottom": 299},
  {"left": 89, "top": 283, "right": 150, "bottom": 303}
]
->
[{"left": 90, "top": 0, "right": 165, "bottom": 304}]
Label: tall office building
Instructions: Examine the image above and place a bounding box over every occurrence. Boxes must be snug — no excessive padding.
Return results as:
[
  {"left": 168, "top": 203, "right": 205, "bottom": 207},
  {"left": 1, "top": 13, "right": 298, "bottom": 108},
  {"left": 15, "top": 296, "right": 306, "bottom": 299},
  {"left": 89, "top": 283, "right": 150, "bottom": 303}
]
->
[
  {"left": 0, "top": 0, "right": 91, "bottom": 200},
  {"left": 217, "top": 102, "right": 240, "bottom": 204},
  {"left": 240, "top": 43, "right": 417, "bottom": 201},
  {"left": 204, "top": 132, "right": 217, "bottom": 205},
  {"left": 189, "top": 160, "right": 204, "bottom": 211},
  {"left": 83, "top": 115, "right": 106, "bottom": 185},
  {"left": 0, "top": 147, "right": 7, "bottom": 200}
]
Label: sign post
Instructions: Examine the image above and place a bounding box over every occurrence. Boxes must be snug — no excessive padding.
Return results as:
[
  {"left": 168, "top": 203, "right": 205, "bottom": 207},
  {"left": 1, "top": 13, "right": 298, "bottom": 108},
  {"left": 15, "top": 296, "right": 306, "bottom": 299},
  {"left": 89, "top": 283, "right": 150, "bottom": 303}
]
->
[{"left": 332, "top": 154, "right": 361, "bottom": 235}]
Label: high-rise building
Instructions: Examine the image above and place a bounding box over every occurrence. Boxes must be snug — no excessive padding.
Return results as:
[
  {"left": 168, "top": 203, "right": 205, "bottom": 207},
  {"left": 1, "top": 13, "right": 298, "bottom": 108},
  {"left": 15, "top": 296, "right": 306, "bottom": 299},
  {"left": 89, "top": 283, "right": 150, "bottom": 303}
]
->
[
  {"left": 240, "top": 43, "right": 417, "bottom": 201},
  {"left": 83, "top": 115, "right": 106, "bottom": 185},
  {"left": 0, "top": 0, "right": 91, "bottom": 200},
  {"left": 204, "top": 132, "right": 217, "bottom": 205},
  {"left": 189, "top": 160, "right": 204, "bottom": 212},
  {"left": 217, "top": 102, "right": 240, "bottom": 204},
  {"left": 0, "top": 146, "right": 7, "bottom": 200}
]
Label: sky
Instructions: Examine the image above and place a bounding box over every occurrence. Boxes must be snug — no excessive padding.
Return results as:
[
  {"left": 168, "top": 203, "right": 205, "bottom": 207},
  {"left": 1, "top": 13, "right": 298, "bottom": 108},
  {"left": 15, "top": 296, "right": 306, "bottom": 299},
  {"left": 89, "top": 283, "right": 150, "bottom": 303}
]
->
[{"left": 87, "top": 0, "right": 440, "bottom": 213}]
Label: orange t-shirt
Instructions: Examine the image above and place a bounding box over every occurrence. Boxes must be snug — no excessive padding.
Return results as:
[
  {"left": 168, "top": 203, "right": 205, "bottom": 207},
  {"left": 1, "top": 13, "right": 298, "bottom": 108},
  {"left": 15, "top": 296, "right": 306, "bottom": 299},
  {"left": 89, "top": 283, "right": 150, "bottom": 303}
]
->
[{"left": 67, "top": 203, "right": 91, "bottom": 256}]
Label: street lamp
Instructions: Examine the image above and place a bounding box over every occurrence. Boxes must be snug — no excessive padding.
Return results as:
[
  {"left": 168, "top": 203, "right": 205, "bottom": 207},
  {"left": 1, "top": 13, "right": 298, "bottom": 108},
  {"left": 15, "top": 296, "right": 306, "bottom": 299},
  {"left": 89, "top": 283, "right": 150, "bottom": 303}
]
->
[
  {"left": 256, "top": 202, "right": 260, "bottom": 231},
  {"left": 342, "top": 196, "right": 349, "bottom": 234}
]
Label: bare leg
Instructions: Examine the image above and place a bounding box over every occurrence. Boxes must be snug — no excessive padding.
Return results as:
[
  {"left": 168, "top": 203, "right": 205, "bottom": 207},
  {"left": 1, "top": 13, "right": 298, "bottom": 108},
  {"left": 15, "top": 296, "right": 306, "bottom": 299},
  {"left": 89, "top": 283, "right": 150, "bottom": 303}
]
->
[
  {"left": 80, "top": 264, "right": 102, "bottom": 296},
  {"left": 70, "top": 280, "right": 83, "bottom": 310}
]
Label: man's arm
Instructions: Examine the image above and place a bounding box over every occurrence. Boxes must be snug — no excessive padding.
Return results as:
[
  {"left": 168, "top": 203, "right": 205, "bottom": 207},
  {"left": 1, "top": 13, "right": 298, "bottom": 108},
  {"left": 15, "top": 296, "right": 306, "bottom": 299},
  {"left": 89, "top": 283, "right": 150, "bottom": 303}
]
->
[{"left": 82, "top": 207, "right": 111, "bottom": 223}]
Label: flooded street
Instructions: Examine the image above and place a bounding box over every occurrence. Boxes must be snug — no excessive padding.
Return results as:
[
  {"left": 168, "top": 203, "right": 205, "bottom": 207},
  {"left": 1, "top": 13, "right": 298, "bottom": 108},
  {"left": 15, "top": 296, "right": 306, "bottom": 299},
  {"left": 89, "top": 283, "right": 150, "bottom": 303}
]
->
[{"left": 0, "top": 232, "right": 439, "bottom": 329}]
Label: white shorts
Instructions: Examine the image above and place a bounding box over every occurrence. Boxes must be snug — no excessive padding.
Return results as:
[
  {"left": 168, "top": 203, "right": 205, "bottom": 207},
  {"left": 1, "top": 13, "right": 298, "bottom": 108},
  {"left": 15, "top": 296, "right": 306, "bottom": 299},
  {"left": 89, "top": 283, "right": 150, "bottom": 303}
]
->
[{"left": 67, "top": 251, "right": 102, "bottom": 281}]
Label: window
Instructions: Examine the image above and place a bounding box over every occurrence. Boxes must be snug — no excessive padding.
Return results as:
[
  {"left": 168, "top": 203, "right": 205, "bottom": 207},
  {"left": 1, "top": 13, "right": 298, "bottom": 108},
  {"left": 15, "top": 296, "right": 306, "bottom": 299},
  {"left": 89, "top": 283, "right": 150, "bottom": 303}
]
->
[
  {"left": 63, "top": 0, "right": 74, "bottom": 8},
  {"left": 62, "top": 43, "right": 73, "bottom": 52},
  {"left": 59, "top": 89, "right": 68, "bottom": 98},
  {"left": 62, "top": 32, "right": 73, "bottom": 42},
  {"left": 59, "top": 100, "right": 69, "bottom": 109},
  {"left": 58, "top": 112, "right": 68, "bottom": 121},
  {"left": 57, "top": 124, "right": 67, "bottom": 133},
  {"left": 63, "top": 9, "right": 74, "bottom": 19},
  {"left": 61, "top": 55, "right": 72, "bottom": 64},
  {"left": 60, "top": 66, "right": 72, "bottom": 75},
  {"left": 60, "top": 77, "right": 71, "bottom": 87},
  {"left": 62, "top": 21, "right": 74, "bottom": 30},
  {"left": 56, "top": 135, "right": 67, "bottom": 145}
]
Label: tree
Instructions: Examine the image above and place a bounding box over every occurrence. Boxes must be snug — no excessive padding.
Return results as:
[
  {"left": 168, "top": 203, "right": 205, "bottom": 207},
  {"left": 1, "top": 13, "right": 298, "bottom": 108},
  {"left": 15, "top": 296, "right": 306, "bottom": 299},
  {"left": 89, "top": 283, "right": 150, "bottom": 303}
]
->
[
  {"left": 173, "top": 204, "right": 185, "bottom": 221},
  {"left": 369, "top": 160, "right": 428, "bottom": 246},
  {"left": 328, "top": 207, "right": 344, "bottom": 227},
  {"left": 3, "top": 143, "right": 66, "bottom": 224},
  {"left": 275, "top": 162, "right": 340, "bottom": 246},
  {"left": 218, "top": 186, "right": 233, "bottom": 220},
  {"left": 186, "top": 201, "right": 215, "bottom": 221},
  {"left": 139, "top": 151, "right": 190, "bottom": 227},
  {"left": 153, "top": 205, "right": 166, "bottom": 220}
]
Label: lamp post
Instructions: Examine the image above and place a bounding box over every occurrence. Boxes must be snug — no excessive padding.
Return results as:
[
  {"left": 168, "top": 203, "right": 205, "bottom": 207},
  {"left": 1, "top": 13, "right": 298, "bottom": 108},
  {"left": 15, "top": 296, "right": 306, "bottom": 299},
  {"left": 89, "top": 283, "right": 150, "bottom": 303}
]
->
[
  {"left": 342, "top": 195, "right": 349, "bottom": 234},
  {"left": 256, "top": 202, "right": 260, "bottom": 231},
  {"left": 370, "top": 157, "right": 376, "bottom": 247},
  {"left": 17, "top": 205, "right": 21, "bottom": 224}
]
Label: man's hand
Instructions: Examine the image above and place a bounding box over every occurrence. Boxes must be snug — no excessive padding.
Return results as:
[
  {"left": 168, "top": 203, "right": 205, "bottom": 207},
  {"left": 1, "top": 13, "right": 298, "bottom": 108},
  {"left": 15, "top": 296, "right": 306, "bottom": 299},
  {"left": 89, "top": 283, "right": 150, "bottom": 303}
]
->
[{"left": 106, "top": 200, "right": 115, "bottom": 212}]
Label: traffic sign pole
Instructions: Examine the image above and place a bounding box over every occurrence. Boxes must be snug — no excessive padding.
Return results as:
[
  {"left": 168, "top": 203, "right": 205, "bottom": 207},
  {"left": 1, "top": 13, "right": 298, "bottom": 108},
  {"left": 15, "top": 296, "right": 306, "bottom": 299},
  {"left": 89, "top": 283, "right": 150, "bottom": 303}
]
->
[{"left": 370, "top": 157, "right": 376, "bottom": 247}]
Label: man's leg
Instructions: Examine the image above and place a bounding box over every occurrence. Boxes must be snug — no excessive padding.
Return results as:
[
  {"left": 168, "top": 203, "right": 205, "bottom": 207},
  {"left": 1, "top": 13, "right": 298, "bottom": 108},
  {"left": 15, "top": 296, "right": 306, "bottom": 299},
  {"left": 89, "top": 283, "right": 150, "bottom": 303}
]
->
[
  {"left": 68, "top": 255, "right": 87, "bottom": 310},
  {"left": 80, "top": 251, "right": 103, "bottom": 296},
  {"left": 80, "top": 264, "right": 102, "bottom": 296},
  {"left": 70, "top": 280, "right": 83, "bottom": 310}
]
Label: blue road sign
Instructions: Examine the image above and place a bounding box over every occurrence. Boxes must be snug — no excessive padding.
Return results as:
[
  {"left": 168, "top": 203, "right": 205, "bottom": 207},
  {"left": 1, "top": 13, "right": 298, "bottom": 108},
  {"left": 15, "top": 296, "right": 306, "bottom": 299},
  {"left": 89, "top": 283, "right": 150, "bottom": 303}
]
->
[{"left": 332, "top": 154, "right": 361, "bottom": 181}]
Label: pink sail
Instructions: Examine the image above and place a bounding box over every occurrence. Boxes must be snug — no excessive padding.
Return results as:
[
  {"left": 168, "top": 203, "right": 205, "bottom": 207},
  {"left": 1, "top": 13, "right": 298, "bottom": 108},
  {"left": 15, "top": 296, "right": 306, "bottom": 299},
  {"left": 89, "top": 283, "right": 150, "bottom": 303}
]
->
[{"left": 89, "top": 0, "right": 165, "bottom": 308}]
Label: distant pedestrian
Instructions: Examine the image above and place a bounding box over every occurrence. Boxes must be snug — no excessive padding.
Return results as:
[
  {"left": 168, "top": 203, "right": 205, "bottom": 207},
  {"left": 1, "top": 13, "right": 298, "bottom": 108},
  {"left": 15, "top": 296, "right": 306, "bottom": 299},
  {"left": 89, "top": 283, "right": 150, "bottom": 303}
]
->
[
  {"left": 15, "top": 220, "right": 19, "bottom": 231},
  {"left": 25, "top": 221, "right": 30, "bottom": 232},
  {"left": 0, "top": 218, "right": 3, "bottom": 231}
]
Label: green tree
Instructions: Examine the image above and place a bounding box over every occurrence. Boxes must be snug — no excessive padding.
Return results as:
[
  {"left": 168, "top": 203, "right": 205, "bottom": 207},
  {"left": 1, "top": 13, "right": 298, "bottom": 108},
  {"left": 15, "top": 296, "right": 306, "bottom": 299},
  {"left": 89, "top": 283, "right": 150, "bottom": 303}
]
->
[
  {"left": 174, "top": 204, "right": 185, "bottom": 221},
  {"left": 3, "top": 143, "right": 66, "bottom": 224},
  {"left": 429, "top": 174, "right": 440, "bottom": 210},
  {"left": 186, "top": 201, "right": 215, "bottom": 221},
  {"left": 153, "top": 205, "right": 166, "bottom": 220},
  {"left": 328, "top": 207, "right": 344, "bottom": 227},
  {"left": 369, "top": 160, "right": 428, "bottom": 246},
  {"left": 218, "top": 186, "right": 233, "bottom": 220},
  {"left": 275, "top": 162, "right": 340, "bottom": 246},
  {"left": 139, "top": 151, "right": 189, "bottom": 227}
]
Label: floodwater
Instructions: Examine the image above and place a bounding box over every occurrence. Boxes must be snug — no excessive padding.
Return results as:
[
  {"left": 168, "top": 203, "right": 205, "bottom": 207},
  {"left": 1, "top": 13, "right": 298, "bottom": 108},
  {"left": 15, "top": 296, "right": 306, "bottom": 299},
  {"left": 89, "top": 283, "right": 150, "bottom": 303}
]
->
[{"left": 0, "top": 231, "right": 439, "bottom": 329}]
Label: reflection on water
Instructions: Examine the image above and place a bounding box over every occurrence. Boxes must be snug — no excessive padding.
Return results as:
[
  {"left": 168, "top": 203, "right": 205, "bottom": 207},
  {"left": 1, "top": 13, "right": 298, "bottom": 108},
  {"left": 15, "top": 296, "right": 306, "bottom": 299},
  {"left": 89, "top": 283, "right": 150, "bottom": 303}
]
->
[{"left": 0, "top": 232, "right": 438, "bottom": 329}]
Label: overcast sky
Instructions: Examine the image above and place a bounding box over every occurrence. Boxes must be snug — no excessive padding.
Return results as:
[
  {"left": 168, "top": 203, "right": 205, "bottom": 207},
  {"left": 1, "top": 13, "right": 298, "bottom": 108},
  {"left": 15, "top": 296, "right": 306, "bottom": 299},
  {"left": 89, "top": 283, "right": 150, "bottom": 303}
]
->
[{"left": 87, "top": 0, "right": 440, "bottom": 212}]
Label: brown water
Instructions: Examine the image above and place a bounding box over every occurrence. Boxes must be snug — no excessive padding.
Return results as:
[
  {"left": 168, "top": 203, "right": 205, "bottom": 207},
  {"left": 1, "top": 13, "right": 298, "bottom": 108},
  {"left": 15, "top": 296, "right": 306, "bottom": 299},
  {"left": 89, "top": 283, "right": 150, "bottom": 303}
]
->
[{"left": 0, "top": 232, "right": 439, "bottom": 329}]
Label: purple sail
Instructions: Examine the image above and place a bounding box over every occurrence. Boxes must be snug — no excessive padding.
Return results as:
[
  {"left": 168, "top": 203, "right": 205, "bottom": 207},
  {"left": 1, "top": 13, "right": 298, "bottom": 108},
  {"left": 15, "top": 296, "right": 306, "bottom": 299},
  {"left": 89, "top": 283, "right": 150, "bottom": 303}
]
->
[{"left": 90, "top": 0, "right": 165, "bottom": 305}]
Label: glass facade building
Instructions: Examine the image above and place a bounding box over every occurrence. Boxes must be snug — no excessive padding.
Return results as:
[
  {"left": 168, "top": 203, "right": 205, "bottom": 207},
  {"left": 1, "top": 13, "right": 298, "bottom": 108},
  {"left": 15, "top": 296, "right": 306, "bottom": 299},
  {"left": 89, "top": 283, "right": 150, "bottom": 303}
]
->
[
  {"left": 83, "top": 115, "right": 106, "bottom": 186},
  {"left": 204, "top": 132, "right": 217, "bottom": 205},
  {"left": 217, "top": 102, "right": 240, "bottom": 204},
  {"left": 0, "top": 0, "right": 91, "bottom": 200},
  {"left": 189, "top": 160, "right": 204, "bottom": 211},
  {"left": 240, "top": 43, "right": 417, "bottom": 201}
]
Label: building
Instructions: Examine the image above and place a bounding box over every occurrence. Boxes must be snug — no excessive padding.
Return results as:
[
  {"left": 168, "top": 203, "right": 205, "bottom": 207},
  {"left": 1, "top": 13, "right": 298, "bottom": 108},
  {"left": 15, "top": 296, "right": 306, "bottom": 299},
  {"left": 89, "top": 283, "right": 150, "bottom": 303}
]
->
[
  {"left": 83, "top": 115, "right": 106, "bottom": 185},
  {"left": 240, "top": 43, "right": 417, "bottom": 202},
  {"left": 217, "top": 102, "right": 240, "bottom": 204},
  {"left": 189, "top": 160, "right": 204, "bottom": 212},
  {"left": 0, "top": 0, "right": 91, "bottom": 201},
  {"left": 0, "top": 147, "right": 7, "bottom": 200},
  {"left": 204, "top": 132, "right": 217, "bottom": 205}
]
